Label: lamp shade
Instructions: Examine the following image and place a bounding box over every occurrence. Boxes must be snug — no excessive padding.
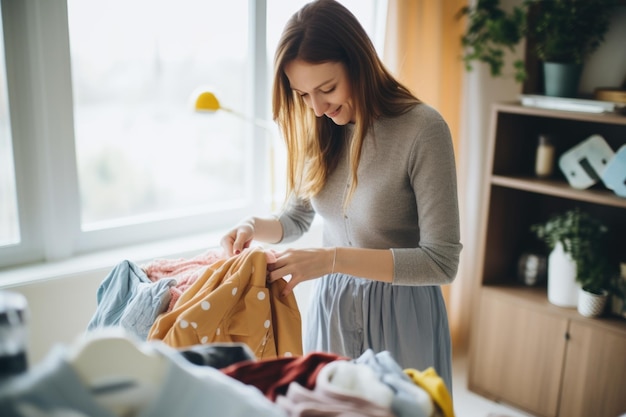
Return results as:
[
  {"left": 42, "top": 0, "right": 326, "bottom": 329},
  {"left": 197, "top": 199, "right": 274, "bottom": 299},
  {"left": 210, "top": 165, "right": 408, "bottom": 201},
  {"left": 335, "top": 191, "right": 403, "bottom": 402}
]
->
[{"left": 194, "top": 91, "right": 222, "bottom": 112}]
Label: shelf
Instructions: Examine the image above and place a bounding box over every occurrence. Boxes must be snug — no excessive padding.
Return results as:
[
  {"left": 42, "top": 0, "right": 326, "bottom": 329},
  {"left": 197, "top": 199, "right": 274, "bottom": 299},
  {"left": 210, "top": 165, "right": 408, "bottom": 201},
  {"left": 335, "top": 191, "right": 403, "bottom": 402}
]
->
[
  {"left": 481, "top": 285, "right": 626, "bottom": 334},
  {"left": 471, "top": 102, "right": 626, "bottom": 416},
  {"left": 496, "top": 102, "right": 626, "bottom": 126},
  {"left": 491, "top": 175, "right": 626, "bottom": 208}
]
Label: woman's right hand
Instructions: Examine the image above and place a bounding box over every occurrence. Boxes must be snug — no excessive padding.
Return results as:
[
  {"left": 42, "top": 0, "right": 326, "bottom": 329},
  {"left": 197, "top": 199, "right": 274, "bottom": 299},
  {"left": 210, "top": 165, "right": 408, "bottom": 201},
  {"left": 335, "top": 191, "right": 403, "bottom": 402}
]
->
[{"left": 220, "top": 220, "right": 255, "bottom": 257}]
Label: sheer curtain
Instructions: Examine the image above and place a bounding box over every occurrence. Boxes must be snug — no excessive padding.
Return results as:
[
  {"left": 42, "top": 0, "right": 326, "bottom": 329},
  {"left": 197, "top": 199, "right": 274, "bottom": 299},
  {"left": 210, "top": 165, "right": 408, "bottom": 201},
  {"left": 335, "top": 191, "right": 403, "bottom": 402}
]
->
[{"left": 382, "top": 0, "right": 471, "bottom": 350}]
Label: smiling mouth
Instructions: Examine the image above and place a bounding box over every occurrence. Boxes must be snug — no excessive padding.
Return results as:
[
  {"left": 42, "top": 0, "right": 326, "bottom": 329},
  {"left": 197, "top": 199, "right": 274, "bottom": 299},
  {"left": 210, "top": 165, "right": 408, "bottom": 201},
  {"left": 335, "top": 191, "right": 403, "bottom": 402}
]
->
[{"left": 327, "top": 106, "right": 341, "bottom": 118}]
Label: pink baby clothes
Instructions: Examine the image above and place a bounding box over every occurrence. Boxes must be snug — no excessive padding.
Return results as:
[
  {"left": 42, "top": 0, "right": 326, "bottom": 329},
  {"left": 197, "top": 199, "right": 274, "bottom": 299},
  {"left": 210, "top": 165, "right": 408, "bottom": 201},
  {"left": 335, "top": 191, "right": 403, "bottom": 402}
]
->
[{"left": 143, "top": 249, "right": 226, "bottom": 311}]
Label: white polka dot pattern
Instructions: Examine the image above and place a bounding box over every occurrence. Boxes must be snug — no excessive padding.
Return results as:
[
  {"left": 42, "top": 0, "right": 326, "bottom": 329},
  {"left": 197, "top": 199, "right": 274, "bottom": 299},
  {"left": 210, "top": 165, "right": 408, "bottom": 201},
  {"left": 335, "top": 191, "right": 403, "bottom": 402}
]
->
[{"left": 146, "top": 249, "right": 302, "bottom": 359}]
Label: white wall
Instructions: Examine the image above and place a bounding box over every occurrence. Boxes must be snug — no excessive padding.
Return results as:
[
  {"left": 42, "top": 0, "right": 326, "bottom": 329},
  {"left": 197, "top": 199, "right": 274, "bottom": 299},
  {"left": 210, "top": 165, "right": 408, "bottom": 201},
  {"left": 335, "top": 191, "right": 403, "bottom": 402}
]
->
[
  {"left": 10, "top": 270, "right": 104, "bottom": 364},
  {"left": 580, "top": 7, "right": 626, "bottom": 95}
]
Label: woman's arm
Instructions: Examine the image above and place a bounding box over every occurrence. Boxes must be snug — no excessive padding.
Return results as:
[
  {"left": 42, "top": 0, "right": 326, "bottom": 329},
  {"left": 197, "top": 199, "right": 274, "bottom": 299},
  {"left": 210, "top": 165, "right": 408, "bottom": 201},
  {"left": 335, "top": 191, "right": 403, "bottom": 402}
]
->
[
  {"left": 334, "top": 247, "right": 393, "bottom": 283},
  {"left": 267, "top": 246, "right": 393, "bottom": 295}
]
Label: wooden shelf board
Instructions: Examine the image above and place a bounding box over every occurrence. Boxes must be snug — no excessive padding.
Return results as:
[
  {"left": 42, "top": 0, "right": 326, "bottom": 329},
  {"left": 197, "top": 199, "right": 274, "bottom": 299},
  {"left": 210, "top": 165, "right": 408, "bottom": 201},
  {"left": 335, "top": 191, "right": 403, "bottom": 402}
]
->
[
  {"left": 491, "top": 175, "right": 626, "bottom": 208},
  {"left": 496, "top": 102, "right": 626, "bottom": 125}
]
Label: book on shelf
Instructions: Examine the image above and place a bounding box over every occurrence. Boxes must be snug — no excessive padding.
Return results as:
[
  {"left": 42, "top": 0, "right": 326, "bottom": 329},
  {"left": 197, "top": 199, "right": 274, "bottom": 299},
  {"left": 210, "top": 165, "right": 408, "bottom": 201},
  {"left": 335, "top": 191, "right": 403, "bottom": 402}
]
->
[{"left": 520, "top": 94, "right": 626, "bottom": 115}]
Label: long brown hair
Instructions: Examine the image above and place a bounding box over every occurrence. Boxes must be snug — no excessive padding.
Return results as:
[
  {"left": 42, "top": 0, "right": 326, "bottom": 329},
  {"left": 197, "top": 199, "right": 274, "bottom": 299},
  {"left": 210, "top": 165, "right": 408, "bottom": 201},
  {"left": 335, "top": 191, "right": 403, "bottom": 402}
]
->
[{"left": 273, "top": 0, "right": 419, "bottom": 205}]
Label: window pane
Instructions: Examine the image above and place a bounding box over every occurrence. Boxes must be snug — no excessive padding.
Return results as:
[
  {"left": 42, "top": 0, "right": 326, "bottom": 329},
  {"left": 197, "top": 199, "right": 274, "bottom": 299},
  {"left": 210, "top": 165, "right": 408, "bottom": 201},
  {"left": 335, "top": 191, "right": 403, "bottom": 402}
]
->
[
  {"left": 0, "top": 7, "right": 20, "bottom": 247},
  {"left": 67, "top": 0, "right": 250, "bottom": 230}
]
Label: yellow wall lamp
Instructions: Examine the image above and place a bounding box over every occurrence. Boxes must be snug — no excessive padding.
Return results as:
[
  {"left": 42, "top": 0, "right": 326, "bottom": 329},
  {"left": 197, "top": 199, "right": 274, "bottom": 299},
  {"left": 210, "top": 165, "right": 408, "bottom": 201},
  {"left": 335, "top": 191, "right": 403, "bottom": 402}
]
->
[
  {"left": 193, "top": 91, "right": 278, "bottom": 210},
  {"left": 194, "top": 91, "right": 233, "bottom": 114}
]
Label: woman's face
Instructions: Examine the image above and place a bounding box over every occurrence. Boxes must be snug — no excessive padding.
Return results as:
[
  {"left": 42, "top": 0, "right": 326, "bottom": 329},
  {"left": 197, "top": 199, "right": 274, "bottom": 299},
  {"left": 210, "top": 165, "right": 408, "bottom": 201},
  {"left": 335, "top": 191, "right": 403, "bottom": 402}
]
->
[{"left": 284, "top": 59, "right": 354, "bottom": 125}]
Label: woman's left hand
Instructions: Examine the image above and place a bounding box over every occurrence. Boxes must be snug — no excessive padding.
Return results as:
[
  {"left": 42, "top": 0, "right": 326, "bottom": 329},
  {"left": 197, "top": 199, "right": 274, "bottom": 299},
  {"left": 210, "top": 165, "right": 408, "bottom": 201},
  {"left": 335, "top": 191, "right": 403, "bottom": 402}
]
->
[{"left": 267, "top": 248, "right": 334, "bottom": 296}]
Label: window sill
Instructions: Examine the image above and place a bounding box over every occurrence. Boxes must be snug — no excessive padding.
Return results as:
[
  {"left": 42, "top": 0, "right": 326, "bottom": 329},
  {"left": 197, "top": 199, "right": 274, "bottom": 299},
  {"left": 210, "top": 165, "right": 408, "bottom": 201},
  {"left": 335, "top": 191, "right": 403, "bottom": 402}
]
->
[
  {"left": 0, "top": 219, "right": 324, "bottom": 289},
  {"left": 0, "top": 229, "right": 229, "bottom": 289}
]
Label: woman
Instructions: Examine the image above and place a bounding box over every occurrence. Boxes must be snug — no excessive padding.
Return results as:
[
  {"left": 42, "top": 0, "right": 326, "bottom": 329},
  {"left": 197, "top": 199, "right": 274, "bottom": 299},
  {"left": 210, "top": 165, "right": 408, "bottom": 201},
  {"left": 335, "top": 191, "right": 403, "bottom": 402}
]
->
[{"left": 221, "top": 0, "right": 462, "bottom": 392}]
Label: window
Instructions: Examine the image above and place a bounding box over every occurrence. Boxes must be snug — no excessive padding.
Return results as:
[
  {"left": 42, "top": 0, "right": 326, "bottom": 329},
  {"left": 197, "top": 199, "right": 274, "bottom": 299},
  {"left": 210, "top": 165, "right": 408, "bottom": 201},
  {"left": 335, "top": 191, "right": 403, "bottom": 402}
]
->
[
  {"left": 68, "top": 0, "right": 252, "bottom": 231},
  {"left": 0, "top": 0, "right": 383, "bottom": 270}
]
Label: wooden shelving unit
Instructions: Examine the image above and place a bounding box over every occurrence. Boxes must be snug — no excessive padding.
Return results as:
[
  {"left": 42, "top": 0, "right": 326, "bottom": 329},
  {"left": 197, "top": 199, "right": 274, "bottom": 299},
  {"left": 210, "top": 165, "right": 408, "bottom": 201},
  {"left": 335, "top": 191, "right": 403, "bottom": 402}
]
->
[{"left": 467, "top": 102, "right": 626, "bottom": 417}]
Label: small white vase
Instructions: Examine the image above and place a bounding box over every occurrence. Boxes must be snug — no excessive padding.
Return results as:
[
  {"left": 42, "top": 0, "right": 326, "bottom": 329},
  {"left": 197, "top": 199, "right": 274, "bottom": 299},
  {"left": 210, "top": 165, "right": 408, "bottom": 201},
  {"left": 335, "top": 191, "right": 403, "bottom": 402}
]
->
[
  {"left": 547, "top": 241, "right": 579, "bottom": 307},
  {"left": 578, "top": 288, "right": 609, "bottom": 317}
]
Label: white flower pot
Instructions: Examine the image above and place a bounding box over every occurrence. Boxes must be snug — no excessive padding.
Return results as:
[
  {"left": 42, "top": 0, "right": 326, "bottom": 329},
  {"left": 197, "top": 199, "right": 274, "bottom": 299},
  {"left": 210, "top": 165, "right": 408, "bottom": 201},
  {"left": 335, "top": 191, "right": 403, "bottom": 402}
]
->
[
  {"left": 547, "top": 241, "right": 579, "bottom": 307},
  {"left": 578, "top": 288, "right": 609, "bottom": 317}
]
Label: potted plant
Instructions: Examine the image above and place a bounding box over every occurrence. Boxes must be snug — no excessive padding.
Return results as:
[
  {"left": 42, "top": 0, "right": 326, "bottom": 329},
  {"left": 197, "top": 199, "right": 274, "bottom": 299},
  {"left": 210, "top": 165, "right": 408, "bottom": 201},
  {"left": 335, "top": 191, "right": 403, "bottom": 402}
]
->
[
  {"left": 458, "top": 0, "right": 618, "bottom": 96},
  {"left": 530, "top": 207, "right": 614, "bottom": 316}
]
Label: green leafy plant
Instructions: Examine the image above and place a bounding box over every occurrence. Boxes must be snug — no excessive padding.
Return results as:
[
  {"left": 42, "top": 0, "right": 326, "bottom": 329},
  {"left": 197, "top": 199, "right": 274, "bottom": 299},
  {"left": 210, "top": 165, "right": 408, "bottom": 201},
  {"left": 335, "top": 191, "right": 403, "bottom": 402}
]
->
[
  {"left": 530, "top": 207, "right": 612, "bottom": 294},
  {"left": 530, "top": 0, "right": 614, "bottom": 64},
  {"left": 458, "top": 0, "right": 618, "bottom": 83},
  {"left": 458, "top": 0, "right": 527, "bottom": 82}
]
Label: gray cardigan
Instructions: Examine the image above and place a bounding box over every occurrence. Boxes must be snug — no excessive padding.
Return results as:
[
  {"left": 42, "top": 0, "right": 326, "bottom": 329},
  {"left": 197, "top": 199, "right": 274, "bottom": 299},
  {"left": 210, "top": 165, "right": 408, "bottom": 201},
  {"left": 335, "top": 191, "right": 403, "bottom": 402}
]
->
[{"left": 278, "top": 103, "right": 462, "bottom": 286}]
